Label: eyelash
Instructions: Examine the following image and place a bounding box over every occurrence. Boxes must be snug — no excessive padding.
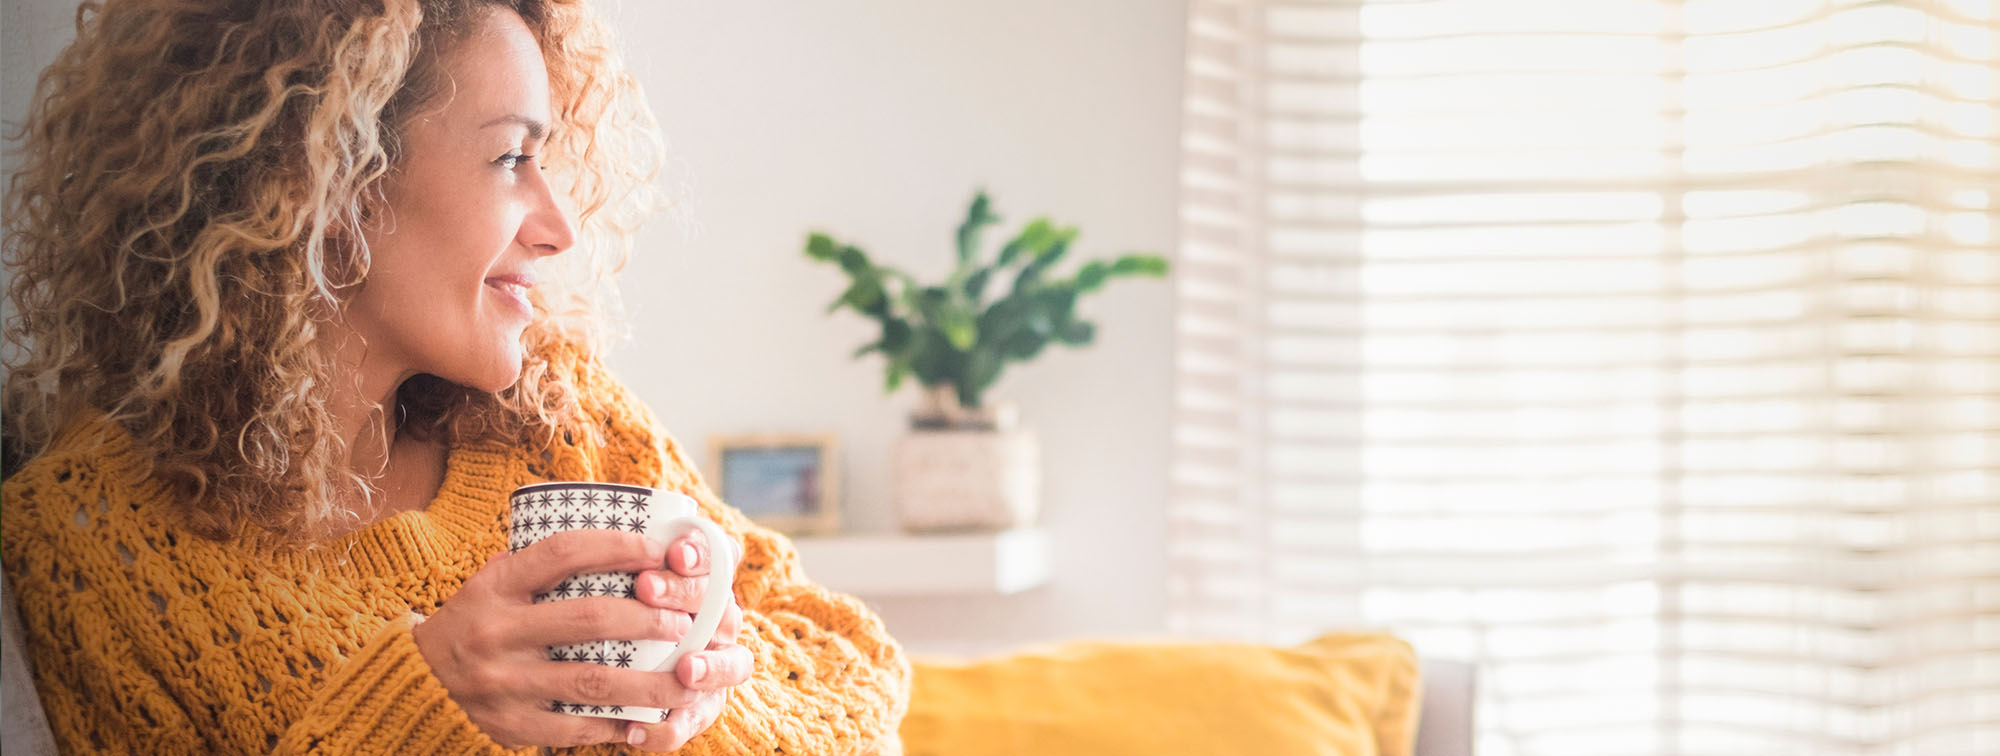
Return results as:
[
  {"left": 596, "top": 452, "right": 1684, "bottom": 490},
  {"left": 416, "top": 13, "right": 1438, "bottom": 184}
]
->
[{"left": 496, "top": 152, "right": 538, "bottom": 170}]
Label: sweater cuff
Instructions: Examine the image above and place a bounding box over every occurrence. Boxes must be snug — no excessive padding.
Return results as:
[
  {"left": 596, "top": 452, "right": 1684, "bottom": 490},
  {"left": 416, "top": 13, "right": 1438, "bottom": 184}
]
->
[{"left": 276, "top": 615, "right": 524, "bottom": 756}]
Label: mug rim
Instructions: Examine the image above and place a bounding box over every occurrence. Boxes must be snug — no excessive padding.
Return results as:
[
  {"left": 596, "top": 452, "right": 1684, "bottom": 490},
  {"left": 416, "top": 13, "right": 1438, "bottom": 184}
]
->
[{"left": 511, "top": 481, "right": 658, "bottom": 499}]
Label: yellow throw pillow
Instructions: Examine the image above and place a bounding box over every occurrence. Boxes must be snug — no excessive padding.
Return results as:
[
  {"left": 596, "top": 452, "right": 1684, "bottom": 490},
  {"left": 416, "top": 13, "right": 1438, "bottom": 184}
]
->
[{"left": 900, "top": 632, "right": 1421, "bottom": 756}]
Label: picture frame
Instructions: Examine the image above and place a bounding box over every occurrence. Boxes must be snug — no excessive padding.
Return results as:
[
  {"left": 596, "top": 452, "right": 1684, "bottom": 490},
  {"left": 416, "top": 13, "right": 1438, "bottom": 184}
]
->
[{"left": 707, "top": 433, "right": 841, "bottom": 536}]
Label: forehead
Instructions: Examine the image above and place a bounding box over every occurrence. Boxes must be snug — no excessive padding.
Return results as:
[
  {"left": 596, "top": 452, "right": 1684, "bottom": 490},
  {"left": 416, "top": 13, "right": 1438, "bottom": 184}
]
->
[{"left": 431, "top": 8, "right": 552, "bottom": 124}]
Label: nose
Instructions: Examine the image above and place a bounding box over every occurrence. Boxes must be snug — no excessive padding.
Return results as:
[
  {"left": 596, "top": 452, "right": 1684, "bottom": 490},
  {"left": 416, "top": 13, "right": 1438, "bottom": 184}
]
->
[{"left": 518, "top": 170, "right": 576, "bottom": 257}]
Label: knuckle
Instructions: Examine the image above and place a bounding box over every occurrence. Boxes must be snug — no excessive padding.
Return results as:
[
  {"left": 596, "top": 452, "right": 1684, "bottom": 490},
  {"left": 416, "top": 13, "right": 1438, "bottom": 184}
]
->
[
  {"left": 570, "top": 599, "right": 614, "bottom": 632},
  {"left": 653, "top": 608, "right": 690, "bottom": 640},
  {"left": 467, "top": 664, "right": 509, "bottom": 696},
  {"left": 668, "top": 577, "right": 702, "bottom": 607},
  {"left": 641, "top": 678, "right": 681, "bottom": 710},
  {"left": 462, "top": 621, "right": 501, "bottom": 654},
  {"left": 572, "top": 663, "right": 616, "bottom": 701},
  {"left": 542, "top": 534, "right": 584, "bottom": 563},
  {"left": 561, "top": 720, "right": 607, "bottom": 748}
]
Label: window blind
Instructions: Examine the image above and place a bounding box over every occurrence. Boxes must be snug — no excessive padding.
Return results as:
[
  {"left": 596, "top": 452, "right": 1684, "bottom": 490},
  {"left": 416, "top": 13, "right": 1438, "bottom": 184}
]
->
[{"left": 1169, "top": 1, "right": 1998, "bottom": 754}]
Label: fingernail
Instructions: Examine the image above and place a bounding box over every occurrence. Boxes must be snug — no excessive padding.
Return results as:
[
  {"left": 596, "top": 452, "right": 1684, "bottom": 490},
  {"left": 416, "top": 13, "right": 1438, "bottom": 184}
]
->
[
  {"left": 627, "top": 725, "right": 647, "bottom": 746},
  {"left": 681, "top": 543, "right": 700, "bottom": 571},
  {"left": 642, "top": 572, "right": 667, "bottom": 600},
  {"left": 689, "top": 657, "right": 708, "bottom": 684}
]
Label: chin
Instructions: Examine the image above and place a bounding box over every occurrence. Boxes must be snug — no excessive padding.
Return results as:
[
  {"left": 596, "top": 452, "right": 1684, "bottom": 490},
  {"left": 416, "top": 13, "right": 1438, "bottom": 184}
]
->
[{"left": 450, "top": 337, "right": 528, "bottom": 393}]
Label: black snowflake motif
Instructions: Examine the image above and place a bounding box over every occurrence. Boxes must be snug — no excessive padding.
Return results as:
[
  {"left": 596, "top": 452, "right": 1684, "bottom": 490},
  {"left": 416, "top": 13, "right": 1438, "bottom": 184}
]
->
[
  {"left": 580, "top": 512, "right": 601, "bottom": 530},
  {"left": 590, "top": 704, "right": 606, "bottom": 715},
  {"left": 586, "top": 652, "right": 606, "bottom": 665},
  {"left": 533, "top": 591, "right": 551, "bottom": 603},
  {"left": 556, "top": 513, "right": 577, "bottom": 531},
  {"left": 602, "top": 515, "right": 624, "bottom": 532},
  {"left": 620, "top": 582, "right": 638, "bottom": 599},
  {"left": 626, "top": 516, "right": 648, "bottom": 534},
  {"left": 610, "top": 705, "right": 625, "bottom": 715},
  {"left": 551, "top": 579, "right": 575, "bottom": 599},
  {"left": 550, "top": 699, "right": 567, "bottom": 713},
  {"left": 578, "top": 578, "right": 602, "bottom": 596},
  {"left": 550, "top": 648, "right": 571, "bottom": 662},
  {"left": 614, "top": 650, "right": 635, "bottom": 668}
]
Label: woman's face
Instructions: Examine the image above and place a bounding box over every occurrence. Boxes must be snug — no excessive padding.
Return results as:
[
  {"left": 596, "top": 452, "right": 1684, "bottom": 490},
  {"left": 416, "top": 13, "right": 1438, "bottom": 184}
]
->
[{"left": 346, "top": 7, "right": 574, "bottom": 395}]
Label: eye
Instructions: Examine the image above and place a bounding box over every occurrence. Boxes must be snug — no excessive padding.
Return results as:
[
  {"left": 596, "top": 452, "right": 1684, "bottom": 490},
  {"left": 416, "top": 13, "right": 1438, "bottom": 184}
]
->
[{"left": 495, "top": 151, "right": 537, "bottom": 170}]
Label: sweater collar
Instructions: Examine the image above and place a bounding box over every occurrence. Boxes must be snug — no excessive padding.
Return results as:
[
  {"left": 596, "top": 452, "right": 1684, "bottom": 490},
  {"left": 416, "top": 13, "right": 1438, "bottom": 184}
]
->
[{"left": 287, "top": 437, "right": 526, "bottom": 580}]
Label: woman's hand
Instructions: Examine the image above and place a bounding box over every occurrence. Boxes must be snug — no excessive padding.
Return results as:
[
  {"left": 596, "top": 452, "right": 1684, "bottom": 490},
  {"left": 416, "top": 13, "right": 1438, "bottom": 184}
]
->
[
  {"left": 411, "top": 530, "right": 711, "bottom": 750},
  {"left": 621, "top": 530, "right": 754, "bottom": 752}
]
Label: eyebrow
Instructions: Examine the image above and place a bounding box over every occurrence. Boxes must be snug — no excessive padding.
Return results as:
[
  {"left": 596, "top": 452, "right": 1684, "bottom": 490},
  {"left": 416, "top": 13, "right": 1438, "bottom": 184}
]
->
[{"left": 480, "top": 113, "right": 551, "bottom": 140}]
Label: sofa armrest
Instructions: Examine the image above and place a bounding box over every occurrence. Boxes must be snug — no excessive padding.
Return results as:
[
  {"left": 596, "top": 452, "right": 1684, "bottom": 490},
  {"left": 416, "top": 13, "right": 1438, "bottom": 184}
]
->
[
  {"left": 1414, "top": 659, "right": 1476, "bottom": 756},
  {"left": 2, "top": 573, "right": 60, "bottom": 756}
]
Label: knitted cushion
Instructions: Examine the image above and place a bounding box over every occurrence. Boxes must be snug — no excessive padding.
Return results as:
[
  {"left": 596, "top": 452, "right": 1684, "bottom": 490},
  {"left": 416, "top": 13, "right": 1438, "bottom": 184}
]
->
[{"left": 899, "top": 632, "right": 1421, "bottom": 756}]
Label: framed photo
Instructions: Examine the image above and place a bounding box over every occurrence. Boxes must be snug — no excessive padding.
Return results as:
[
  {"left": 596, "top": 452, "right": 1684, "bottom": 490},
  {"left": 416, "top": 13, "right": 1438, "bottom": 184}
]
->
[{"left": 707, "top": 433, "right": 841, "bottom": 536}]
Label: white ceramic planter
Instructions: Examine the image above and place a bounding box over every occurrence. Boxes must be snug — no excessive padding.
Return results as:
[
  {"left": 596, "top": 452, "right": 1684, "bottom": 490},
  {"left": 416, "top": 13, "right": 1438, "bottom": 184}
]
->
[{"left": 892, "top": 427, "right": 1041, "bottom": 532}]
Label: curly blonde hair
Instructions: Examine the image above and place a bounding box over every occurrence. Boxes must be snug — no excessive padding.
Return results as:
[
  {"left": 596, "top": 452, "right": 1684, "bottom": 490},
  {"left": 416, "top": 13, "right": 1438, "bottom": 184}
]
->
[{"left": 2, "top": 0, "right": 667, "bottom": 542}]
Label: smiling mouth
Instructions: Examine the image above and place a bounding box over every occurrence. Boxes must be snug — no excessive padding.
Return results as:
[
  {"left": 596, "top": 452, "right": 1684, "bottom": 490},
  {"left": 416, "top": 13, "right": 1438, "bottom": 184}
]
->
[{"left": 485, "top": 274, "right": 536, "bottom": 315}]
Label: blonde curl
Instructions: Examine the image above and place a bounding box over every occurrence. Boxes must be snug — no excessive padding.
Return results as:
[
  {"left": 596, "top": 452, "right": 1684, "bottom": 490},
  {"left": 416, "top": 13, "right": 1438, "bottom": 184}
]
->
[{"left": 3, "top": 0, "right": 670, "bottom": 543}]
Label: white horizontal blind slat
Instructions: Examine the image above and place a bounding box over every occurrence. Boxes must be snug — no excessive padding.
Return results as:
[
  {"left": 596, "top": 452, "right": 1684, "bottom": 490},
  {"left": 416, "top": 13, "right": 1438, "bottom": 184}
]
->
[{"left": 1171, "top": 1, "right": 2000, "bottom": 755}]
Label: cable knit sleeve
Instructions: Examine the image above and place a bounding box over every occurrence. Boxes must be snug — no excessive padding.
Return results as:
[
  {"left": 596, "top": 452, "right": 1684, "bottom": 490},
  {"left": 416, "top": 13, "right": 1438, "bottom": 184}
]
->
[
  {"left": 270, "top": 615, "right": 530, "bottom": 756},
  {"left": 552, "top": 358, "right": 912, "bottom": 756},
  {"left": 0, "top": 430, "right": 527, "bottom": 756}
]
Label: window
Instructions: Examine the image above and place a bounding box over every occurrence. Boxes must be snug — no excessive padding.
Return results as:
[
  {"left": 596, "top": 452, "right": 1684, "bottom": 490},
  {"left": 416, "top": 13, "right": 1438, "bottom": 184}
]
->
[{"left": 1171, "top": 1, "right": 1998, "bottom": 753}]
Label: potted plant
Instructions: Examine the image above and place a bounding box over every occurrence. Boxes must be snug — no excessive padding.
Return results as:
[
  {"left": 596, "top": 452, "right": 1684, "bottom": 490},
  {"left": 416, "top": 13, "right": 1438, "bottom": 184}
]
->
[{"left": 805, "top": 191, "right": 1169, "bottom": 532}]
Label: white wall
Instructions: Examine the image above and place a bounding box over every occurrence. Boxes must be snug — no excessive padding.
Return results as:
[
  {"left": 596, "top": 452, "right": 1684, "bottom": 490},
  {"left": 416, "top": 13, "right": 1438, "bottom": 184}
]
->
[
  {"left": 2, "top": 0, "right": 1187, "bottom": 657},
  {"left": 610, "top": 1, "right": 1184, "bottom": 656}
]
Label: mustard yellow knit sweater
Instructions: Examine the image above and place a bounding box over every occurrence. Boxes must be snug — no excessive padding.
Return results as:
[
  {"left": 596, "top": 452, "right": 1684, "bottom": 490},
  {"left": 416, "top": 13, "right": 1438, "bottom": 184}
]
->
[{"left": 0, "top": 357, "right": 910, "bottom": 755}]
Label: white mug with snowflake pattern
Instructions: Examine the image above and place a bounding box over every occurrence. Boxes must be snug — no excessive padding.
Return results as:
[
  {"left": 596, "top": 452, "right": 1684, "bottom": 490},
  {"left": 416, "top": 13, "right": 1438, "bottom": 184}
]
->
[{"left": 506, "top": 481, "right": 740, "bottom": 724}]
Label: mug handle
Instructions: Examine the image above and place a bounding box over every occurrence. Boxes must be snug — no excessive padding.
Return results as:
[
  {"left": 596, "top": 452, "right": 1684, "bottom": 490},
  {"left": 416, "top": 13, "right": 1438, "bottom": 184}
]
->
[{"left": 640, "top": 501, "right": 740, "bottom": 676}]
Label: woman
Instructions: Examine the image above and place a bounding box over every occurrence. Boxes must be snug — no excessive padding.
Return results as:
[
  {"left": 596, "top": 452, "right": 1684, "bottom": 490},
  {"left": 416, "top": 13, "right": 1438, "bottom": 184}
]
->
[{"left": 0, "top": 0, "right": 910, "bottom": 753}]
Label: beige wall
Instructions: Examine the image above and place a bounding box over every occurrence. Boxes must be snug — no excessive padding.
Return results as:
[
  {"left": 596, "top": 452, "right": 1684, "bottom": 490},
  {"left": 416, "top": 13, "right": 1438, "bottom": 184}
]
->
[{"left": 2, "top": 0, "right": 1187, "bottom": 657}]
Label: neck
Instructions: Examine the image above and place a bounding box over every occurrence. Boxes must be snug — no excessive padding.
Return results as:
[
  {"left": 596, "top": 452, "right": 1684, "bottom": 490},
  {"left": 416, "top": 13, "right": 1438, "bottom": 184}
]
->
[{"left": 326, "top": 329, "right": 416, "bottom": 491}]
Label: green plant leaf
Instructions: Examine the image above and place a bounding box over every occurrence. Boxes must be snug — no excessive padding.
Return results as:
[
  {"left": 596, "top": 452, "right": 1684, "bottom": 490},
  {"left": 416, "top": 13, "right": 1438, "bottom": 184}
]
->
[
  {"left": 805, "top": 233, "right": 840, "bottom": 262},
  {"left": 1075, "top": 260, "right": 1111, "bottom": 293},
  {"left": 942, "top": 312, "right": 978, "bottom": 351},
  {"left": 956, "top": 191, "right": 999, "bottom": 264},
  {"left": 963, "top": 267, "right": 993, "bottom": 302},
  {"left": 1111, "top": 254, "right": 1170, "bottom": 277},
  {"left": 998, "top": 219, "right": 1057, "bottom": 269},
  {"left": 909, "top": 329, "right": 965, "bottom": 386},
  {"left": 1001, "top": 329, "right": 1047, "bottom": 360},
  {"left": 1032, "top": 226, "right": 1079, "bottom": 262},
  {"left": 826, "top": 276, "right": 886, "bottom": 315},
  {"left": 1057, "top": 320, "right": 1095, "bottom": 346},
  {"left": 885, "top": 357, "right": 910, "bottom": 392},
  {"left": 959, "top": 348, "right": 1004, "bottom": 409},
  {"left": 838, "top": 245, "right": 872, "bottom": 276},
  {"left": 881, "top": 318, "right": 913, "bottom": 352}
]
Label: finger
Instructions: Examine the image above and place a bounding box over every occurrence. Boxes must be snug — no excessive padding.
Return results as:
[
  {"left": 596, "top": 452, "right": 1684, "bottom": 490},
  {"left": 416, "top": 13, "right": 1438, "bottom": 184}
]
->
[
  {"left": 666, "top": 530, "right": 711, "bottom": 576},
  {"left": 664, "top": 689, "right": 727, "bottom": 751},
  {"left": 485, "top": 708, "right": 628, "bottom": 750},
  {"left": 534, "top": 660, "right": 703, "bottom": 713},
  {"left": 516, "top": 597, "right": 692, "bottom": 648},
  {"left": 499, "top": 530, "right": 667, "bottom": 596},
  {"left": 679, "top": 643, "right": 755, "bottom": 691},
  {"left": 632, "top": 689, "right": 727, "bottom": 752},
  {"left": 712, "top": 600, "right": 742, "bottom": 644},
  {"left": 634, "top": 569, "right": 723, "bottom": 614}
]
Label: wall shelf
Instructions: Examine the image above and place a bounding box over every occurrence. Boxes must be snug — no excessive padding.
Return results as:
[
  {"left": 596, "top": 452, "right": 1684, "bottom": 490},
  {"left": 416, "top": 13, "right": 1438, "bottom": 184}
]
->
[{"left": 790, "top": 527, "right": 1052, "bottom": 597}]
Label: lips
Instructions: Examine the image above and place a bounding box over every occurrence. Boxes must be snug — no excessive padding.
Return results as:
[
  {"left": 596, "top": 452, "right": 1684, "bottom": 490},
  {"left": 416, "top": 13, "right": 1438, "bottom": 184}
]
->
[{"left": 485, "top": 271, "right": 537, "bottom": 316}]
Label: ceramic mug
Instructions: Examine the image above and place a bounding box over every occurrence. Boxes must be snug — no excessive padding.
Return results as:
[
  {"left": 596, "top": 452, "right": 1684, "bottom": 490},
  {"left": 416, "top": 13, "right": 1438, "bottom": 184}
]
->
[{"left": 507, "top": 482, "right": 740, "bottom": 723}]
